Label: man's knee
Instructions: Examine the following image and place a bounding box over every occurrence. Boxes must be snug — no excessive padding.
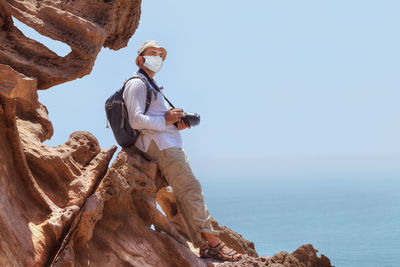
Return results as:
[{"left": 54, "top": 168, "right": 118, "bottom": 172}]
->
[{"left": 160, "top": 148, "right": 203, "bottom": 194}]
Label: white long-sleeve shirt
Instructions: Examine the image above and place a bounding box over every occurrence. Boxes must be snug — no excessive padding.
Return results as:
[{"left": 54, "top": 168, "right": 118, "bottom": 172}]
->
[{"left": 122, "top": 77, "right": 182, "bottom": 152}]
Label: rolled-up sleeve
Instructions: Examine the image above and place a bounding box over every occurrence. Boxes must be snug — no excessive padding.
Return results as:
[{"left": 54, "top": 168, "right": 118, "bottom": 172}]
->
[{"left": 123, "top": 79, "right": 166, "bottom": 131}]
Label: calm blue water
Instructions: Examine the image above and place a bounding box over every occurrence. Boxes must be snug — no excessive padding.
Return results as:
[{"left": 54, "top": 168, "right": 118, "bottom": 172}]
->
[{"left": 201, "top": 176, "right": 400, "bottom": 267}]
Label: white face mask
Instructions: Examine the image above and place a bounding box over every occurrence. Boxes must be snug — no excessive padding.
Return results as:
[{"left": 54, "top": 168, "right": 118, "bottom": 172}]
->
[{"left": 143, "top": 55, "right": 163, "bottom": 73}]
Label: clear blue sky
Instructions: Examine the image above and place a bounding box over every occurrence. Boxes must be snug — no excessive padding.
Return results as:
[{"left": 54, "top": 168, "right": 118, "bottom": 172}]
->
[{"left": 15, "top": 0, "right": 400, "bottom": 180}]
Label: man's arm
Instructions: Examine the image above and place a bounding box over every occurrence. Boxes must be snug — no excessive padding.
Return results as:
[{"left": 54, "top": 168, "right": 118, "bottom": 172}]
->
[{"left": 123, "top": 79, "right": 166, "bottom": 131}]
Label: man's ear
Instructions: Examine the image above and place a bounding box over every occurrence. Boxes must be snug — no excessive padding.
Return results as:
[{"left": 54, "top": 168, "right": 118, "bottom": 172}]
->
[
  {"left": 139, "top": 56, "right": 144, "bottom": 65},
  {"left": 136, "top": 55, "right": 144, "bottom": 66}
]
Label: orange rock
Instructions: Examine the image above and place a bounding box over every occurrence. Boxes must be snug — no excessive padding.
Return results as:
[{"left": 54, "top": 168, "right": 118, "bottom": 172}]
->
[{"left": 0, "top": 0, "right": 141, "bottom": 89}]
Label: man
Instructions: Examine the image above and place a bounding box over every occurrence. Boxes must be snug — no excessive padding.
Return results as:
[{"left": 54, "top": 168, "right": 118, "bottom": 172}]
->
[{"left": 123, "top": 40, "right": 242, "bottom": 262}]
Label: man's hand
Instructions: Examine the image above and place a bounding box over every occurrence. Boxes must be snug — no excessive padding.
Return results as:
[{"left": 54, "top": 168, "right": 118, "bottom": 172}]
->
[
  {"left": 176, "top": 119, "right": 191, "bottom": 130},
  {"left": 164, "top": 108, "right": 183, "bottom": 125}
]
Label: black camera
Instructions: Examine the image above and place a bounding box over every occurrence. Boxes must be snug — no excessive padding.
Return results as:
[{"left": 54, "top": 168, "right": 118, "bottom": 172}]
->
[
  {"left": 182, "top": 112, "right": 200, "bottom": 127},
  {"left": 174, "top": 112, "right": 200, "bottom": 127}
]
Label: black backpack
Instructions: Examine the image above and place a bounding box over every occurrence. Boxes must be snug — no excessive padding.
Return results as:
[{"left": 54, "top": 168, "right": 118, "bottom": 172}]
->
[{"left": 105, "top": 75, "right": 152, "bottom": 147}]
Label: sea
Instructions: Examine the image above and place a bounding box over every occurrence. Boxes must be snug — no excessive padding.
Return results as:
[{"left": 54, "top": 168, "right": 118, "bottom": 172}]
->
[{"left": 201, "top": 175, "right": 400, "bottom": 267}]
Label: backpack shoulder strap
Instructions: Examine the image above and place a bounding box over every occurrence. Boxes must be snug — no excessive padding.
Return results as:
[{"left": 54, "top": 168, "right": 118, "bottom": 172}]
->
[{"left": 123, "top": 76, "right": 152, "bottom": 114}]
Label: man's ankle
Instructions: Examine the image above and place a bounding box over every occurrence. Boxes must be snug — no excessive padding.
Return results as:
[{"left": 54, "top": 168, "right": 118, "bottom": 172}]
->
[
  {"left": 202, "top": 232, "right": 220, "bottom": 247},
  {"left": 208, "top": 239, "right": 220, "bottom": 247}
]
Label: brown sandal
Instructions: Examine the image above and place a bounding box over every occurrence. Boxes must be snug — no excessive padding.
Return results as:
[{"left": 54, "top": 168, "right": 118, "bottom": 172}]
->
[{"left": 207, "top": 241, "right": 242, "bottom": 262}]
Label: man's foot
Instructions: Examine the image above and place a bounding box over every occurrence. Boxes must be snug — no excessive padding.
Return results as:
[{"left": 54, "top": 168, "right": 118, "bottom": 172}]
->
[{"left": 206, "top": 241, "right": 242, "bottom": 262}]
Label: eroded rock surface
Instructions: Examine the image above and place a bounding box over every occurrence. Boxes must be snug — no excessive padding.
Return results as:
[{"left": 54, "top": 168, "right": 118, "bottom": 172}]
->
[
  {"left": 52, "top": 148, "right": 206, "bottom": 267},
  {"left": 0, "top": 64, "right": 115, "bottom": 266},
  {"left": 211, "top": 244, "right": 332, "bottom": 267},
  {"left": 0, "top": 0, "right": 334, "bottom": 266},
  {"left": 0, "top": 0, "right": 141, "bottom": 89}
]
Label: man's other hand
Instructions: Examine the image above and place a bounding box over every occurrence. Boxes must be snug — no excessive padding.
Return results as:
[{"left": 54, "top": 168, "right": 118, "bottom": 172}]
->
[
  {"left": 176, "top": 119, "right": 190, "bottom": 130},
  {"left": 165, "top": 108, "right": 183, "bottom": 125}
]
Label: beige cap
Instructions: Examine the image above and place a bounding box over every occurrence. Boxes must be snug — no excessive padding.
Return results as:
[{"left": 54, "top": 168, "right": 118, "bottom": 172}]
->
[{"left": 137, "top": 40, "right": 167, "bottom": 60}]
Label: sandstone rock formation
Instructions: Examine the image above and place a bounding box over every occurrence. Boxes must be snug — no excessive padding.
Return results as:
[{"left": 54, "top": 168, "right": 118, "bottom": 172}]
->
[
  {"left": 0, "top": 1, "right": 334, "bottom": 266},
  {"left": 212, "top": 244, "right": 332, "bottom": 267},
  {"left": 0, "top": 0, "right": 141, "bottom": 89},
  {"left": 0, "top": 63, "right": 116, "bottom": 266},
  {"left": 52, "top": 148, "right": 206, "bottom": 266}
]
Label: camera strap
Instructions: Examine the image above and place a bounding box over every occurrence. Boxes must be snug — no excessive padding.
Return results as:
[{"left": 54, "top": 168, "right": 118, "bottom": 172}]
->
[{"left": 138, "top": 68, "right": 176, "bottom": 109}]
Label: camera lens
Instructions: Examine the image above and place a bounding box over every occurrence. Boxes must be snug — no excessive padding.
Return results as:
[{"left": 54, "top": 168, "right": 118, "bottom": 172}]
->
[{"left": 182, "top": 112, "right": 200, "bottom": 127}]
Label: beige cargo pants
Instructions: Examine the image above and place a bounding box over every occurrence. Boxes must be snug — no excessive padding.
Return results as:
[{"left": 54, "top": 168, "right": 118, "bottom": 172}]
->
[{"left": 143, "top": 140, "right": 219, "bottom": 248}]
